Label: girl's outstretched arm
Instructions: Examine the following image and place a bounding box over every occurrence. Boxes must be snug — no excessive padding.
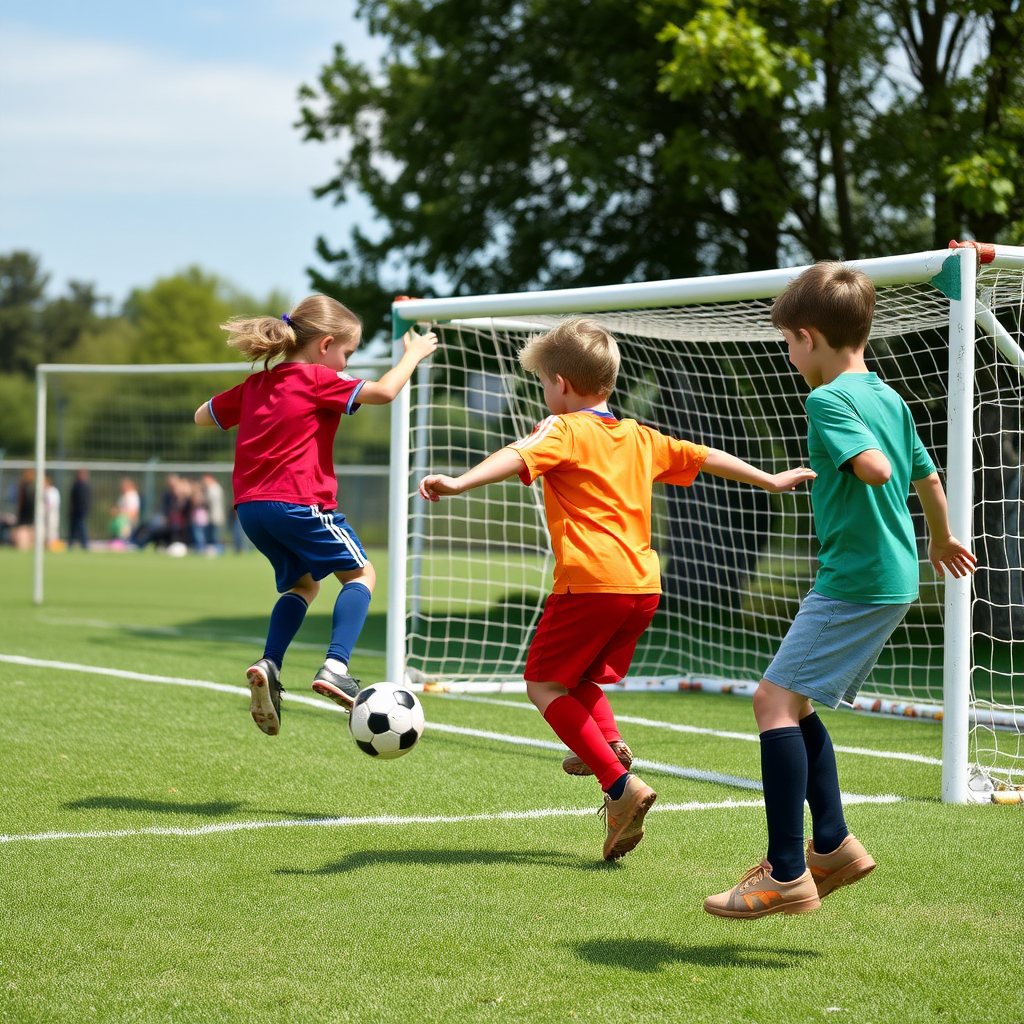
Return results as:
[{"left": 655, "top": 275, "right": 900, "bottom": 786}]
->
[
  {"left": 358, "top": 327, "right": 438, "bottom": 405},
  {"left": 420, "top": 448, "right": 526, "bottom": 501}
]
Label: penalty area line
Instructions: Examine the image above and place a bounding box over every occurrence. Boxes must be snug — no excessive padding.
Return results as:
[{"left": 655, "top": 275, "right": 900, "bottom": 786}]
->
[{"left": 0, "top": 793, "right": 903, "bottom": 845}]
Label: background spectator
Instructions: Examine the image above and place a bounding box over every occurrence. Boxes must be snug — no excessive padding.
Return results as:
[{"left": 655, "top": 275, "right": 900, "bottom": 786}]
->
[{"left": 68, "top": 469, "right": 91, "bottom": 549}]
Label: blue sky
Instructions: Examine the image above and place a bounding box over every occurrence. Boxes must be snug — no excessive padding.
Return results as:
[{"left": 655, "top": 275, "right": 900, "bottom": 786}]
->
[{"left": 0, "top": 1, "right": 384, "bottom": 308}]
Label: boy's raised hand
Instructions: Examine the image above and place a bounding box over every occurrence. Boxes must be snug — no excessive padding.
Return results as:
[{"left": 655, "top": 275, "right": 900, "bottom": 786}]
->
[
  {"left": 419, "top": 473, "right": 462, "bottom": 501},
  {"left": 405, "top": 325, "right": 438, "bottom": 361},
  {"left": 928, "top": 536, "right": 977, "bottom": 579},
  {"left": 766, "top": 466, "right": 817, "bottom": 493}
]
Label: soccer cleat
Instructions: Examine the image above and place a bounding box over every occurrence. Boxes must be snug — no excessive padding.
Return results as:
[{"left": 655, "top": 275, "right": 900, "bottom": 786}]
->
[
  {"left": 246, "top": 658, "right": 283, "bottom": 736},
  {"left": 703, "top": 859, "right": 821, "bottom": 919},
  {"left": 598, "top": 774, "right": 657, "bottom": 862},
  {"left": 563, "top": 739, "right": 633, "bottom": 777},
  {"left": 806, "top": 835, "right": 876, "bottom": 898},
  {"left": 311, "top": 664, "right": 362, "bottom": 712}
]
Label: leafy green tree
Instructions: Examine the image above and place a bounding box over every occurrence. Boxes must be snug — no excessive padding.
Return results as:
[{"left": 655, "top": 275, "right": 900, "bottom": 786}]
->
[
  {"left": 122, "top": 267, "right": 244, "bottom": 365},
  {"left": 0, "top": 251, "right": 49, "bottom": 375},
  {"left": 299, "top": 0, "right": 1024, "bottom": 330}
]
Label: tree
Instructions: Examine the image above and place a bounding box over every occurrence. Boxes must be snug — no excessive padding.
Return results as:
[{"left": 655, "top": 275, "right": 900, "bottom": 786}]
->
[
  {"left": 299, "top": 0, "right": 1024, "bottom": 331},
  {"left": 0, "top": 251, "right": 49, "bottom": 375}
]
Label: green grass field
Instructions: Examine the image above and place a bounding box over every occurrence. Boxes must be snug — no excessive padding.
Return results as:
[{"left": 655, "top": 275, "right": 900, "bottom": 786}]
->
[{"left": 1, "top": 550, "right": 1020, "bottom": 1024}]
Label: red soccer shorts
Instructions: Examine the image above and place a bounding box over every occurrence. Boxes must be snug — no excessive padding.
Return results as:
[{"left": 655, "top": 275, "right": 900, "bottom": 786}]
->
[{"left": 524, "top": 592, "right": 660, "bottom": 687}]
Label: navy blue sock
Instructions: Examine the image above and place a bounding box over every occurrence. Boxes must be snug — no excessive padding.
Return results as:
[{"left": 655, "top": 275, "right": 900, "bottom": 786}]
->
[
  {"left": 263, "top": 592, "right": 308, "bottom": 669},
  {"left": 760, "top": 726, "right": 808, "bottom": 883},
  {"left": 327, "top": 582, "right": 372, "bottom": 665},
  {"left": 800, "top": 712, "right": 849, "bottom": 855},
  {"left": 605, "top": 772, "right": 629, "bottom": 801}
]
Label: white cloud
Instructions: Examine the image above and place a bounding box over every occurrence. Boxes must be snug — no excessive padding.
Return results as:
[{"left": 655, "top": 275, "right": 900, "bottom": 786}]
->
[{"left": 0, "top": 23, "right": 342, "bottom": 197}]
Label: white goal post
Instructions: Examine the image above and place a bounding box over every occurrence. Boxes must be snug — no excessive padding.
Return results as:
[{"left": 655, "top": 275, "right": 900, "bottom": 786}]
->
[{"left": 386, "top": 243, "right": 1024, "bottom": 804}]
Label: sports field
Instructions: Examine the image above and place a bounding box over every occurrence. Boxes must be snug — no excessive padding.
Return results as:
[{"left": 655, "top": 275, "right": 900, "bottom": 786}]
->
[{"left": 1, "top": 550, "right": 1019, "bottom": 1024}]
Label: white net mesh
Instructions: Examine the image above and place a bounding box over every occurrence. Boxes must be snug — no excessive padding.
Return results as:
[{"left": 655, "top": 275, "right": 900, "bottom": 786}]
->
[{"left": 405, "top": 268, "right": 1024, "bottom": 788}]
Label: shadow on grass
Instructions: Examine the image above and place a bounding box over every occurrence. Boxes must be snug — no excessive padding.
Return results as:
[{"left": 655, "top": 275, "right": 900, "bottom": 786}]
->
[
  {"left": 62, "top": 795, "right": 335, "bottom": 820},
  {"left": 276, "top": 847, "right": 618, "bottom": 875},
  {"left": 575, "top": 938, "right": 821, "bottom": 973}
]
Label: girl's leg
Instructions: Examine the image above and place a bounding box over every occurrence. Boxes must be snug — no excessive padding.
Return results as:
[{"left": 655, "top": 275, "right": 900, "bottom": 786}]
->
[
  {"left": 263, "top": 574, "right": 319, "bottom": 669},
  {"left": 529, "top": 680, "right": 624, "bottom": 792},
  {"left": 752, "top": 679, "right": 812, "bottom": 883},
  {"left": 326, "top": 563, "right": 376, "bottom": 670}
]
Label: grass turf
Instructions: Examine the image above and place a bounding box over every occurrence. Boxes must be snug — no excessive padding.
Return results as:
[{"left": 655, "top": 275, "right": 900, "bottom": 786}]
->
[{"left": 1, "top": 549, "right": 1020, "bottom": 1023}]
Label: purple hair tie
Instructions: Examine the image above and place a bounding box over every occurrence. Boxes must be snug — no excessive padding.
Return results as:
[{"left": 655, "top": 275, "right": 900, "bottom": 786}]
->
[{"left": 281, "top": 313, "right": 292, "bottom": 324}]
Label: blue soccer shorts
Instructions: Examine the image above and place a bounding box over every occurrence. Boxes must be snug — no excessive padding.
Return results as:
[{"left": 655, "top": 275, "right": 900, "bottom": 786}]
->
[
  {"left": 763, "top": 590, "right": 911, "bottom": 708},
  {"left": 236, "top": 500, "right": 368, "bottom": 593}
]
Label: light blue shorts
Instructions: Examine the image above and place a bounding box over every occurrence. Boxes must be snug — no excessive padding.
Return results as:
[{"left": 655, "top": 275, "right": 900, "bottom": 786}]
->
[{"left": 763, "top": 590, "right": 911, "bottom": 709}]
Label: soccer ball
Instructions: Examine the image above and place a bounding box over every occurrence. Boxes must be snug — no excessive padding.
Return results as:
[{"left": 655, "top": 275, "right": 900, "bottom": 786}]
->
[{"left": 349, "top": 682, "right": 425, "bottom": 759}]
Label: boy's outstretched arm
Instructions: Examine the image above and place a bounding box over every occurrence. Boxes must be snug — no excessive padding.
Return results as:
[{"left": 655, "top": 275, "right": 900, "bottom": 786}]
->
[
  {"left": 194, "top": 401, "right": 216, "bottom": 426},
  {"left": 700, "top": 448, "right": 816, "bottom": 493},
  {"left": 420, "top": 448, "right": 526, "bottom": 501},
  {"left": 358, "top": 327, "right": 438, "bottom": 405},
  {"left": 912, "top": 472, "right": 977, "bottom": 578}
]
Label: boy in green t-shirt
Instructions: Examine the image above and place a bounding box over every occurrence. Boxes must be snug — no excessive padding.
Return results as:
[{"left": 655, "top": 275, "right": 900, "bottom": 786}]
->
[{"left": 704, "top": 262, "right": 976, "bottom": 919}]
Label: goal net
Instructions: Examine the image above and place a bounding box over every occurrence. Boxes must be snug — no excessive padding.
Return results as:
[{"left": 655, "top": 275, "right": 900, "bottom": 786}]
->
[{"left": 390, "top": 245, "right": 1024, "bottom": 802}]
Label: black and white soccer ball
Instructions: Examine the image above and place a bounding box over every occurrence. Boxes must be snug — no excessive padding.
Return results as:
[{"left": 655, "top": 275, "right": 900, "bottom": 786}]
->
[{"left": 349, "top": 682, "right": 425, "bottom": 759}]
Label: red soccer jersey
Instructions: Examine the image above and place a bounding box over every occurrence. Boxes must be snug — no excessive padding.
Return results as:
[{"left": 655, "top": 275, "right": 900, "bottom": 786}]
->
[{"left": 208, "top": 363, "right": 364, "bottom": 509}]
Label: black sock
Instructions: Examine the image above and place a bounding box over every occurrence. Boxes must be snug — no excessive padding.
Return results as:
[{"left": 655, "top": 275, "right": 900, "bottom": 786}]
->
[
  {"left": 605, "top": 772, "right": 629, "bottom": 800},
  {"left": 800, "top": 712, "right": 849, "bottom": 855},
  {"left": 760, "top": 726, "right": 807, "bottom": 883}
]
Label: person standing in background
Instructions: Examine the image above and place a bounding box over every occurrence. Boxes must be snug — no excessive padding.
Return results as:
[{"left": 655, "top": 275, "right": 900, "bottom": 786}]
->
[
  {"left": 203, "top": 473, "right": 226, "bottom": 552},
  {"left": 69, "top": 469, "right": 91, "bottom": 550},
  {"left": 43, "top": 476, "right": 61, "bottom": 550}
]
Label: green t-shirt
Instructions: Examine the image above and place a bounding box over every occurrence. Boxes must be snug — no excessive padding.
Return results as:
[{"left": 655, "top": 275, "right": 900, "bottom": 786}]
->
[{"left": 805, "top": 372, "right": 936, "bottom": 604}]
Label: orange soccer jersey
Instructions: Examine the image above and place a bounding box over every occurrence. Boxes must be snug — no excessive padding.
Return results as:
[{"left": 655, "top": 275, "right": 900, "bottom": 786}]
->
[{"left": 508, "top": 410, "right": 708, "bottom": 594}]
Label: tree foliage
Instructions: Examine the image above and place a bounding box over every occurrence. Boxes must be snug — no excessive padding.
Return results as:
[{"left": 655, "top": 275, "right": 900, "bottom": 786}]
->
[{"left": 299, "top": 0, "right": 1024, "bottom": 328}]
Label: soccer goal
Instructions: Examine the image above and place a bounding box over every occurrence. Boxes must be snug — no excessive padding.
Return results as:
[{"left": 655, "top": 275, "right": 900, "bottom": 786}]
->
[
  {"left": 30, "top": 355, "right": 392, "bottom": 602},
  {"left": 386, "top": 242, "right": 1024, "bottom": 804}
]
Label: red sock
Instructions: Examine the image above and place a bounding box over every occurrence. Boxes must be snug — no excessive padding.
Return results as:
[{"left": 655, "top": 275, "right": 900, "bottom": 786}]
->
[
  {"left": 543, "top": 695, "right": 623, "bottom": 790},
  {"left": 571, "top": 681, "right": 621, "bottom": 743}
]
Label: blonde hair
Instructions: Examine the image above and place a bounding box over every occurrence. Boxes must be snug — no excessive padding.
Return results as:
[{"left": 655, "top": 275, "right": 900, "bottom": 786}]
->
[
  {"left": 771, "top": 261, "right": 875, "bottom": 351},
  {"left": 221, "top": 294, "right": 362, "bottom": 364},
  {"left": 518, "top": 318, "right": 620, "bottom": 396}
]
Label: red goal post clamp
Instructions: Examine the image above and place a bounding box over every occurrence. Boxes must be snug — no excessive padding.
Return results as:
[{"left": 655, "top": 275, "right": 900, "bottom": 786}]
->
[{"left": 948, "top": 239, "right": 996, "bottom": 263}]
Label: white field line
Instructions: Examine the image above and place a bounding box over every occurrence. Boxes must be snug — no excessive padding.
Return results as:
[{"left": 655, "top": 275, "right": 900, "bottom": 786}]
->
[
  {"left": 35, "top": 616, "right": 385, "bottom": 659},
  {"left": 0, "top": 654, "right": 762, "bottom": 791},
  {"left": 0, "top": 653, "right": 902, "bottom": 807},
  {"left": 0, "top": 793, "right": 903, "bottom": 846},
  {"left": 437, "top": 693, "right": 944, "bottom": 767}
]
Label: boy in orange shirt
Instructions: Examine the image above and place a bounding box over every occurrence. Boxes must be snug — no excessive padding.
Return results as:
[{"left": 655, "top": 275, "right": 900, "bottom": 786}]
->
[{"left": 420, "top": 319, "right": 815, "bottom": 861}]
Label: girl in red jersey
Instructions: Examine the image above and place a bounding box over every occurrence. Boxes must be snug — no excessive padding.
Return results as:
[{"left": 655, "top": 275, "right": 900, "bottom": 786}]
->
[{"left": 195, "top": 294, "right": 436, "bottom": 736}]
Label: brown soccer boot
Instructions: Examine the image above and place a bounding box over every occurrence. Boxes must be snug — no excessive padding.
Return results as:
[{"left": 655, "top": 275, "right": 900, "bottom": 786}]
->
[
  {"left": 599, "top": 774, "right": 657, "bottom": 861},
  {"left": 563, "top": 740, "right": 633, "bottom": 777},
  {"left": 806, "top": 835, "right": 876, "bottom": 898},
  {"left": 704, "top": 859, "right": 821, "bottom": 919}
]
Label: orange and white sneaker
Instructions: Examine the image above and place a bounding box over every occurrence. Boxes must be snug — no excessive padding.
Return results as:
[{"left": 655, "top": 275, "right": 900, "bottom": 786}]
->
[
  {"left": 563, "top": 740, "right": 633, "bottom": 777},
  {"left": 599, "top": 774, "right": 657, "bottom": 862},
  {"left": 703, "top": 859, "right": 821, "bottom": 919},
  {"left": 806, "top": 835, "right": 876, "bottom": 898}
]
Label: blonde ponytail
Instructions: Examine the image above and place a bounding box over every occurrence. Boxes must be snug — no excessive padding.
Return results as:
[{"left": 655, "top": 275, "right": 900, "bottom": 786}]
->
[{"left": 221, "top": 294, "right": 363, "bottom": 365}]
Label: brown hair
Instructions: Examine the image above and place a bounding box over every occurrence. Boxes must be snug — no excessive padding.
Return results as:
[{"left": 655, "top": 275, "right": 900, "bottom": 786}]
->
[
  {"left": 770, "top": 261, "right": 875, "bottom": 350},
  {"left": 518, "top": 318, "right": 620, "bottom": 396},
  {"left": 221, "top": 294, "right": 362, "bottom": 364}
]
